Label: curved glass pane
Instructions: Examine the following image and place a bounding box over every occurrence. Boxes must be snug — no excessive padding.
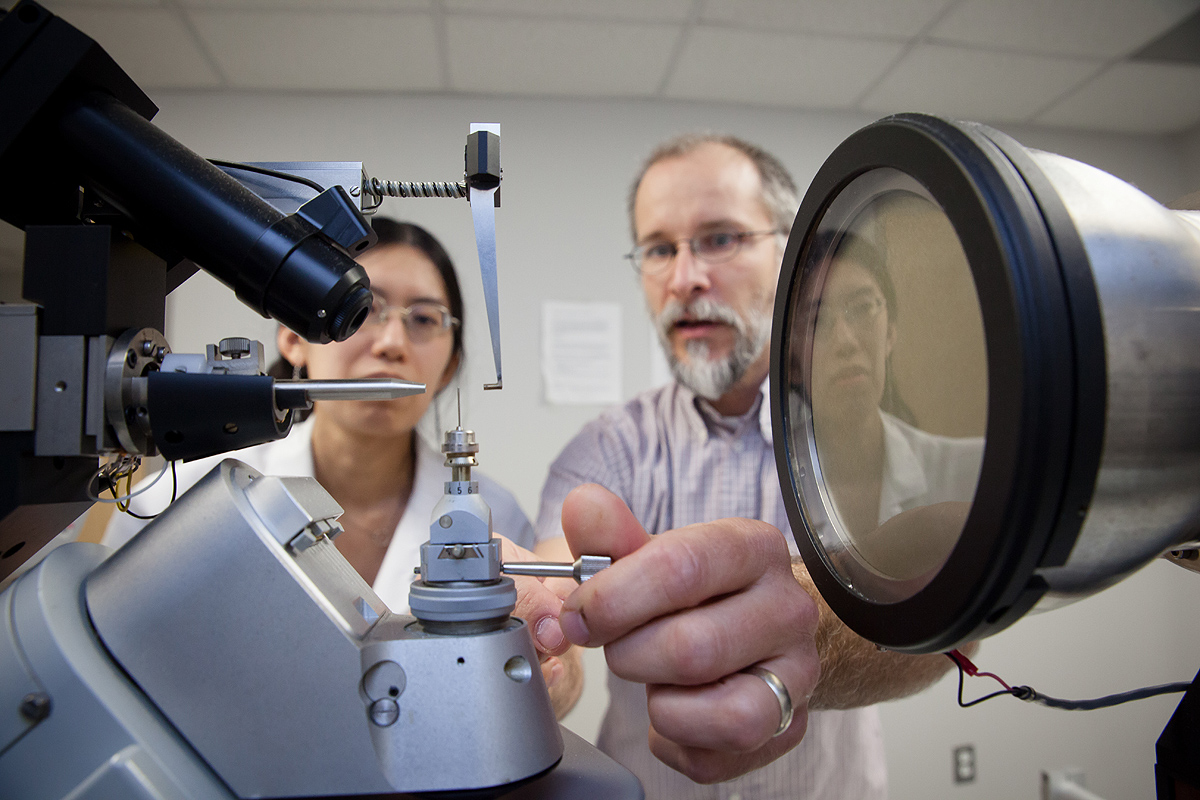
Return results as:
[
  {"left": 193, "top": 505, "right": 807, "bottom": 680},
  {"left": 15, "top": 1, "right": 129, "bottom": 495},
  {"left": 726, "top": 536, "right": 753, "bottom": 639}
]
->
[{"left": 783, "top": 169, "right": 987, "bottom": 602}]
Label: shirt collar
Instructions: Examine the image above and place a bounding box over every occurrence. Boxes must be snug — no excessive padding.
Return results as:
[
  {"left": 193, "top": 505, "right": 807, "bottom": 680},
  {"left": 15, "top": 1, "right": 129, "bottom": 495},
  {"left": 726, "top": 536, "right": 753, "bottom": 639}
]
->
[
  {"left": 878, "top": 411, "right": 929, "bottom": 516},
  {"left": 676, "top": 379, "right": 770, "bottom": 442},
  {"left": 757, "top": 377, "right": 773, "bottom": 441}
]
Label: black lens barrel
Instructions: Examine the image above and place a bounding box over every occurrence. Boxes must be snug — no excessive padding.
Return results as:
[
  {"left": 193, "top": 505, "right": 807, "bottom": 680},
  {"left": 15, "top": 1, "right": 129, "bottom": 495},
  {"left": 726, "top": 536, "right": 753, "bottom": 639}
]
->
[{"left": 54, "top": 90, "right": 370, "bottom": 343}]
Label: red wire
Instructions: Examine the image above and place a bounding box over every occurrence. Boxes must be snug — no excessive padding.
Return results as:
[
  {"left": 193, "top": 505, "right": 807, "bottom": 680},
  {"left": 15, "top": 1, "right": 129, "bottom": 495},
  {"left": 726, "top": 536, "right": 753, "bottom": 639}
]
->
[{"left": 947, "top": 649, "right": 1012, "bottom": 691}]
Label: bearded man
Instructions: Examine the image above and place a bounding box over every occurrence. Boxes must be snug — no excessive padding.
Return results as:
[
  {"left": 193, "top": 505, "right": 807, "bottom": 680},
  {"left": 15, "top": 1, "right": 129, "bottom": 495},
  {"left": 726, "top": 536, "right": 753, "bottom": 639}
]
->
[{"left": 535, "top": 134, "right": 956, "bottom": 799}]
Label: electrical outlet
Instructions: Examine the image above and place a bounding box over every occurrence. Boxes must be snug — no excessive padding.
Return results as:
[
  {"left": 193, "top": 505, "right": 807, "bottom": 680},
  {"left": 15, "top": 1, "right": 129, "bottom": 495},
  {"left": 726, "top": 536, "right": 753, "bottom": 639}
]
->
[{"left": 953, "top": 745, "right": 976, "bottom": 784}]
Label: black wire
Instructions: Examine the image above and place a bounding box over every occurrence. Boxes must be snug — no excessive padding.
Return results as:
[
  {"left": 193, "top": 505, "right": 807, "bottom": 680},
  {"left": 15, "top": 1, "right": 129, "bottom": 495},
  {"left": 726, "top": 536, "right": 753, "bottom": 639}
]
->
[
  {"left": 956, "top": 665, "right": 1014, "bottom": 707},
  {"left": 208, "top": 159, "right": 325, "bottom": 195},
  {"left": 111, "top": 460, "right": 179, "bottom": 521},
  {"left": 953, "top": 659, "right": 1191, "bottom": 710}
]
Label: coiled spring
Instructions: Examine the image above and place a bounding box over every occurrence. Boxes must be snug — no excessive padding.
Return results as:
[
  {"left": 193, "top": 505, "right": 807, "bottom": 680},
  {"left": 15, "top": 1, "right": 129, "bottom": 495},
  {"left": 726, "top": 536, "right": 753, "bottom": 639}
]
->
[{"left": 363, "top": 177, "right": 468, "bottom": 200}]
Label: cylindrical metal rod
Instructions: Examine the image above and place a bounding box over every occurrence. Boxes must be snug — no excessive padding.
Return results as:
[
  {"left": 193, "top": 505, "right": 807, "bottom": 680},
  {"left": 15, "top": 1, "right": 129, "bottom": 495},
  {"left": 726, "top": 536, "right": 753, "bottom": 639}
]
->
[
  {"left": 274, "top": 378, "right": 425, "bottom": 408},
  {"left": 502, "top": 555, "right": 611, "bottom": 583}
]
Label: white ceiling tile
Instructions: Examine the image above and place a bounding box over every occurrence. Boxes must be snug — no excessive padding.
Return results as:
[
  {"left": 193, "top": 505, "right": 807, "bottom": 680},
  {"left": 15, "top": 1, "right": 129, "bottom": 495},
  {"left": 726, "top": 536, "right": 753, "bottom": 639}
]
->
[
  {"left": 39, "top": 7, "right": 221, "bottom": 88},
  {"left": 42, "top": 0, "right": 163, "bottom": 8},
  {"left": 860, "top": 43, "right": 1101, "bottom": 123},
  {"left": 664, "top": 27, "right": 904, "bottom": 108},
  {"left": 445, "top": 17, "right": 677, "bottom": 95},
  {"left": 444, "top": 0, "right": 692, "bottom": 22},
  {"left": 179, "top": 0, "right": 429, "bottom": 8},
  {"left": 1035, "top": 61, "right": 1200, "bottom": 134},
  {"left": 930, "top": 0, "right": 1200, "bottom": 58},
  {"left": 700, "top": 0, "right": 957, "bottom": 39},
  {"left": 189, "top": 10, "right": 441, "bottom": 91}
]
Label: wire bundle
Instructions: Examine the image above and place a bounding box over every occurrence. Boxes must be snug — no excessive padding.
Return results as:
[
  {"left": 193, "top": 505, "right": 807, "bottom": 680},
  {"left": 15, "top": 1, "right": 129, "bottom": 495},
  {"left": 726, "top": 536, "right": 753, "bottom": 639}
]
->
[
  {"left": 946, "top": 649, "right": 1190, "bottom": 710},
  {"left": 90, "top": 456, "right": 178, "bottom": 521}
]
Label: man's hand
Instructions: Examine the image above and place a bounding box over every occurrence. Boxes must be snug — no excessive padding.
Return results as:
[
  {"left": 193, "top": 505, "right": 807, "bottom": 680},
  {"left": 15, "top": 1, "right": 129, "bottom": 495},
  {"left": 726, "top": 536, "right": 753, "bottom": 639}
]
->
[{"left": 557, "top": 484, "right": 820, "bottom": 784}]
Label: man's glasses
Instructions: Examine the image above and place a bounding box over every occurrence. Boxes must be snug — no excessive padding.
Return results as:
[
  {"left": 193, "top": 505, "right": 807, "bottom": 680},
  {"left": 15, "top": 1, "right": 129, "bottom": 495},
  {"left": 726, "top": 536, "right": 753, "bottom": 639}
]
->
[
  {"left": 362, "top": 300, "right": 459, "bottom": 343},
  {"left": 626, "top": 229, "right": 782, "bottom": 275},
  {"left": 815, "top": 294, "right": 886, "bottom": 337}
]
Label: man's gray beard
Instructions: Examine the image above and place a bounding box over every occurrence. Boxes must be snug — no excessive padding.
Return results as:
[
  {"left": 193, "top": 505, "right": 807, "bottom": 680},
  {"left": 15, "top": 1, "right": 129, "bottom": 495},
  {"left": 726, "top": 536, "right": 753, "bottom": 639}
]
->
[{"left": 654, "top": 297, "right": 772, "bottom": 401}]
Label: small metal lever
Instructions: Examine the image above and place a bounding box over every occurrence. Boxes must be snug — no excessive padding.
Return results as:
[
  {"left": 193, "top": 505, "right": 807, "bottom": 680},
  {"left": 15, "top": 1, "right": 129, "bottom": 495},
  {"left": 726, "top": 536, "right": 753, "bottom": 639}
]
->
[{"left": 501, "top": 555, "right": 611, "bottom": 584}]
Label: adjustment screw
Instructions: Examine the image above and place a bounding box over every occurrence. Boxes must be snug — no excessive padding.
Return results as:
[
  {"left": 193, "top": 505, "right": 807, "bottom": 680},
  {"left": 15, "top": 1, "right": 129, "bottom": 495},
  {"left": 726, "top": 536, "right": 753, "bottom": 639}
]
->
[
  {"left": 140, "top": 340, "right": 154, "bottom": 356},
  {"left": 19, "top": 692, "right": 51, "bottom": 722},
  {"left": 218, "top": 337, "right": 252, "bottom": 359},
  {"left": 369, "top": 698, "right": 399, "bottom": 727},
  {"left": 439, "top": 515, "right": 453, "bottom": 529}
]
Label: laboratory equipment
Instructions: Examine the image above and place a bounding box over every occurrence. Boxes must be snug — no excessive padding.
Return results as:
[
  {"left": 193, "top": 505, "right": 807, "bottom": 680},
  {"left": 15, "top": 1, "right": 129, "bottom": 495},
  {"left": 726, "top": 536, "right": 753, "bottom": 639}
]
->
[
  {"left": 769, "top": 112, "right": 1200, "bottom": 797},
  {"left": 0, "top": 3, "right": 640, "bottom": 797}
]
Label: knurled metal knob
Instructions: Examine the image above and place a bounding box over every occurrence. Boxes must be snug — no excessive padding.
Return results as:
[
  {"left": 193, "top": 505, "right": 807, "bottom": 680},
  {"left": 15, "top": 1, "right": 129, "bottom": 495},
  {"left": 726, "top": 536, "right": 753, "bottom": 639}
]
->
[{"left": 218, "top": 337, "right": 253, "bottom": 358}]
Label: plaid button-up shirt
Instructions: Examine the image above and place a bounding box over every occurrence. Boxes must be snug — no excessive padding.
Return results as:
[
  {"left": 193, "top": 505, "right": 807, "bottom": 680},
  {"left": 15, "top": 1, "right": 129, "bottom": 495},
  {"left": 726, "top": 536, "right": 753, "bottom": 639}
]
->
[{"left": 537, "top": 380, "right": 887, "bottom": 800}]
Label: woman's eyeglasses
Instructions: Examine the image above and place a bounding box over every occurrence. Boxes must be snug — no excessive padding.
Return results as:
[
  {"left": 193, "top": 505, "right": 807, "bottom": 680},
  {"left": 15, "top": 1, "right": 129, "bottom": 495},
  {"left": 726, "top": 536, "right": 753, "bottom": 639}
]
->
[
  {"left": 362, "top": 300, "right": 459, "bottom": 343},
  {"left": 814, "top": 294, "right": 886, "bottom": 337}
]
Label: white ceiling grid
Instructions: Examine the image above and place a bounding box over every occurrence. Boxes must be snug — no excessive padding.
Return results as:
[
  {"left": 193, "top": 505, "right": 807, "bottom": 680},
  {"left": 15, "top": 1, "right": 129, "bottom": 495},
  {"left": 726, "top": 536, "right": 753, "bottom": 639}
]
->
[{"left": 34, "top": 0, "right": 1200, "bottom": 135}]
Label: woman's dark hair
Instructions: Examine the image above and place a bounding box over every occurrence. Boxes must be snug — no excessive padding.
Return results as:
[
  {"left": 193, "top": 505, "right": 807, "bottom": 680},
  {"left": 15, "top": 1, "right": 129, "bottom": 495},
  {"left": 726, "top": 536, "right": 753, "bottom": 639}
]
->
[{"left": 268, "top": 217, "right": 466, "bottom": 391}]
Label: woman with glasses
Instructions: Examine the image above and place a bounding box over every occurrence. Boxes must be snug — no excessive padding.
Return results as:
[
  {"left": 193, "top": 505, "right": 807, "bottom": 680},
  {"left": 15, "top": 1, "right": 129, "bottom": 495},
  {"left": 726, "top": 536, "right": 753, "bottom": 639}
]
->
[
  {"left": 804, "top": 231, "right": 983, "bottom": 582},
  {"left": 103, "top": 218, "right": 579, "bottom": 708}
]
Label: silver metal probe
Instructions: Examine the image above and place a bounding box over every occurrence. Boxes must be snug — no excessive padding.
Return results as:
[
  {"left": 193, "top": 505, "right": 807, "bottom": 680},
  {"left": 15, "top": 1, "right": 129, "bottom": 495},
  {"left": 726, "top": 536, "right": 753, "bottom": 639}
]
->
[
  {"left": 470, "top": 183, "right": 502, "bottom": 390},
  {"left": 501, "top": 555, "right": 611, "bottom": 584},
  {"left": 274, "top": 378, "right": 425, "bottom": 408}
]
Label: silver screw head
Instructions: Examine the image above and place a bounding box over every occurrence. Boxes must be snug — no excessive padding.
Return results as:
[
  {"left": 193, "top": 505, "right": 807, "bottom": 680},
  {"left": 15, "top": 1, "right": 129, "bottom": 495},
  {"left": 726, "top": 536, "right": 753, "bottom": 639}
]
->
[{"left": 369, "top": 698, "right": 399, "bottom": 727}]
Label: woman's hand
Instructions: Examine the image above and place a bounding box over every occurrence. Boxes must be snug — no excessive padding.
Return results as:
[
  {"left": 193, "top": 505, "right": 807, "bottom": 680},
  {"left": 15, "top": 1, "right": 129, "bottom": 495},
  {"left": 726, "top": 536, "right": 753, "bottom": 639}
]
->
[{"left": 495, "top": 535, "right": 570, "bottom": 689}]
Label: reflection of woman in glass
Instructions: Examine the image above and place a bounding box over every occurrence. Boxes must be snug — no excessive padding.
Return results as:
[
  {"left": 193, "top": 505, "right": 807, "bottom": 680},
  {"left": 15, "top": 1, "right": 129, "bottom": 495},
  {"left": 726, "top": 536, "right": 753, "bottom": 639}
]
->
[{"left": 806, "top": 232, "right": 983, "bottom": 580}]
